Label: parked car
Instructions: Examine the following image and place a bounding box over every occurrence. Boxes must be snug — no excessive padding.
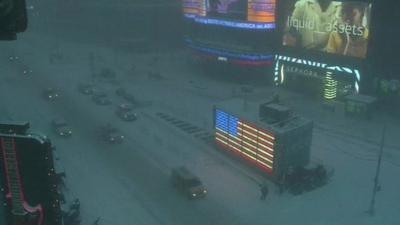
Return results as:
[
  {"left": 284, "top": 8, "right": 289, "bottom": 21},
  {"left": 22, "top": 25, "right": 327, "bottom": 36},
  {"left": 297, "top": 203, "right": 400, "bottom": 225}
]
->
[
  {"left": 43, "top": 88, "right": 60, "bottom": 101},
  {"left": 51, "top": 118, "right": 72, "bottom": 137},
  {"left": 171, "top": 166, "right": 207, "bottom": 199}
]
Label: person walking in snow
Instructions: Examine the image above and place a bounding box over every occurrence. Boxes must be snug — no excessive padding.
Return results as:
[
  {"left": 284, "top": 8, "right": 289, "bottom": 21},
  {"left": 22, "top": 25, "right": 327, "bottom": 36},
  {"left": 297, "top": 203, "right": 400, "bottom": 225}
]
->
[
  {"left": 92, "top": 217, "right": 101, "bottom": 225},
  {"left": 260, "top": 183, "right": 269, "bottom": 200}
]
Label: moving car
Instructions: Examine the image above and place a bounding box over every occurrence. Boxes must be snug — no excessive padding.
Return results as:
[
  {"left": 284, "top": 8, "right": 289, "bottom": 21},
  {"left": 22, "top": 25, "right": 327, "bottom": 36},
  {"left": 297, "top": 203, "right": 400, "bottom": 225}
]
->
[
  {"left": 171, "top": 166, "right": 207, "bottom": 199},
  {"left": 99, "top": 125, "right": 124, "bottom": 144},
  {"left": 92, "top": 95, "right": 112, "bottom": 105},
  {"left": 99, "top": 68, "right": 117, "bottom": 79},
  {"left": 51, "top": 118, "right": 72, "bottom": 137},
  {"left": 43, "top": 88, "right": 60, "bottom": 101},
  {"left": 115, "top": 87, "right": 136, "bottom": 104},
  {"left": 115, "top": 104, "right": 137, "bottom": 121},
  {"left": 77, "top": 83, "right": 95, "bottom": 95},
  {"left": 92, "top": 90, "right": 111, "bottom": 105}
]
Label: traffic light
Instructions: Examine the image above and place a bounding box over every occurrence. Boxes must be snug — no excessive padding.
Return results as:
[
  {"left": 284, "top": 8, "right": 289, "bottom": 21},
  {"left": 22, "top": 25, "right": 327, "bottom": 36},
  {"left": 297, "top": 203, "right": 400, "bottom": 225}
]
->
[{"left": 0, "top": 0, "right": 28, "bottom": 40}]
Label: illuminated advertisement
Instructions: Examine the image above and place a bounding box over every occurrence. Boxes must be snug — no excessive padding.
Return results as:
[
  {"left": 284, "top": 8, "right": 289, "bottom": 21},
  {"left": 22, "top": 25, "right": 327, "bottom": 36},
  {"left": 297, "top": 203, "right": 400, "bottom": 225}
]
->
[
  {"left": 247, "top": 0, "right": 276, "bottom": 23},
  {"left": 282, "top": 1, "right": 372, "bottom": 58},
  {"left": 275, "top": 55, "right": 360, "bottom": 99},
  {"left": 183, "top": 0, "right": 207, "bottom": 16},
  {"left": 215, "top": 109, "right": 275, "bottom": 173},
  {"left": 207, "top": 0, "right": 248, "bottom": 20},
  {"left": 183, "top": 0, "right": 276, "bottom": 29}
]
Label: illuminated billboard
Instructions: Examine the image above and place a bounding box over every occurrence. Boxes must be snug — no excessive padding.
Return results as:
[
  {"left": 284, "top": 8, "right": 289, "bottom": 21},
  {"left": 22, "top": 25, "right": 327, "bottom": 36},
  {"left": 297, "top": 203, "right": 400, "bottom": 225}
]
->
[
  {"left": 206, "top": 0, "right": 249, "bottom": 21},
  {"left": 183, "top": 0, "right": 207, "bottom": 16},
  {"left": 183, "top": 0, "right": 276, "bottom": 29},
  {"left": 282, "top": 1, "right": 372, "bottom": 58},
  {"left": 274, "top": 54, "right": 362, "bottom": 99},
  {"left": 247, "top": 0, "right": 276, "bottom": 23}
]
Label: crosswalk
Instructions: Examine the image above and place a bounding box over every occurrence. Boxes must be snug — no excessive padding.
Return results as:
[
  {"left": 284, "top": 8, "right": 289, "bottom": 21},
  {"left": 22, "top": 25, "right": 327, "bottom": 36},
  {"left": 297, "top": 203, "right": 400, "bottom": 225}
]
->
[{"left": 155, "top": 112, "right": 215, "bottom": 145}]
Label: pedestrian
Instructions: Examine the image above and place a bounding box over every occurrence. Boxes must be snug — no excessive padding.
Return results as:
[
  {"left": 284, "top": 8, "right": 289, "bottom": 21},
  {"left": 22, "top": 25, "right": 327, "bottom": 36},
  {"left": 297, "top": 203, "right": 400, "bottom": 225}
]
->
[
  {"left": 92, "top": 217, "right": 101, "bottom": 225},
  {"left": 260, "top": 183, "right": 269, "bottom": 200},
  {"left": 278, "top": 174, "right": 286, "bottom": 195},
  {"left": 70, "top": 198, "right": 80, "bottom": 211}
]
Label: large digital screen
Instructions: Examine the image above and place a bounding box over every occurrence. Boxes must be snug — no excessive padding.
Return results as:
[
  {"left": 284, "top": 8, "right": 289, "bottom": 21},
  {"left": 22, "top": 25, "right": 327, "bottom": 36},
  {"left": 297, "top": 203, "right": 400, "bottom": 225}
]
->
[
  {"left": 282, "top": 1, "right": 372, "bottom": 58},
  {"left": 207, "top": 0, "right": 248, "bottom": 20},
  {"left": 183, "top": 0, "right": 276, "bottom": 28},
  {"left": 183, "top": 0, "right": 207, "bottom": 16}
]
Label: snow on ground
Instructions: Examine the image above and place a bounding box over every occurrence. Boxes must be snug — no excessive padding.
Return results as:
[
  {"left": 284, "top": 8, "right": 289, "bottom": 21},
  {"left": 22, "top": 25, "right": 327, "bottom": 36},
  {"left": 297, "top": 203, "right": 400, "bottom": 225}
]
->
[{"left": 0, "top": 18, "right": 399, "bottom": 225}]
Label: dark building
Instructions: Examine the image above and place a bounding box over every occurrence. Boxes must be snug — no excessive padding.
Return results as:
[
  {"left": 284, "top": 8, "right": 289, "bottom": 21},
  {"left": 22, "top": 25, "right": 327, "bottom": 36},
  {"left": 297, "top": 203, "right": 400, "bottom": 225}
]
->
[{"left": 0, "top": 128, "right": 62, "bottom": 225}]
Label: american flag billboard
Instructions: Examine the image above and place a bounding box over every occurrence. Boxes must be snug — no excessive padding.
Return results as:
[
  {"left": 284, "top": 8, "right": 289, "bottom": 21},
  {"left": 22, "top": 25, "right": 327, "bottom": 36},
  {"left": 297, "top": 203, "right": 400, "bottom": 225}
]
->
[{"left": 215, "top": 109, "right": 275, "bottom": 174}]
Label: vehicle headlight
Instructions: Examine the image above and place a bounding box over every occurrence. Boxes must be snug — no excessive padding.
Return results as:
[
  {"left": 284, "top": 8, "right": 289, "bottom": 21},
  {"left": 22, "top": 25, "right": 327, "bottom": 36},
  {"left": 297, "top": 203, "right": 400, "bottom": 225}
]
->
[
  {"left": 192, "top": 193, "right": 196, "bottom": 197},
  {"left": 203, "top": 190, "right": 207, "bottom": 194},
  {"left": 60, "top": 132, "right": 64, "bottom": 135},
  {"left": 68, "top": 131, "right": 72, "bottom": 134}
]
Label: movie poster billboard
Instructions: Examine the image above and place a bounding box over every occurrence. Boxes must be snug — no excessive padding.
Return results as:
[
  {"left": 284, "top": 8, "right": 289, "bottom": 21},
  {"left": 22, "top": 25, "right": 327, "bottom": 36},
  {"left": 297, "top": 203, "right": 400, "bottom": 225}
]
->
[{"left": 282, "top": 0, "right": 372, "bottom": 58}]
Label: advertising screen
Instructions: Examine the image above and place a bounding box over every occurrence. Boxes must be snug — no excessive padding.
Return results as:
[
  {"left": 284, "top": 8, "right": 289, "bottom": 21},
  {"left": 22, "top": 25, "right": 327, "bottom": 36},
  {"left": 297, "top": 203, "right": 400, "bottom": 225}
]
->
[
  {"left": 248, "top": 0, "right": 276, "bottom": 23},
  {"left": 279, "top": 62, "right": 355, "bottom": 99},
  {"left": 282, "top": 1, "right": 372, "bottom": 58},
  {"left": 183, "top": 0, "right": 207, "bottom": 16},
  {"left": 206, "top": 0, "right": 249, "bottom": 21},
  {"left": 183, "top": 0, "right": 276, "bottom": 27}
]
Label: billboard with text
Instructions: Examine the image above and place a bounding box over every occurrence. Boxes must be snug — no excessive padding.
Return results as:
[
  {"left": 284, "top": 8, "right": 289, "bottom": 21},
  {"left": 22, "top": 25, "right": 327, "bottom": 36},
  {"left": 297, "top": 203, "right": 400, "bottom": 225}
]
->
[{"left": 282, "top": 0, "right": 372, "bottom": 58}]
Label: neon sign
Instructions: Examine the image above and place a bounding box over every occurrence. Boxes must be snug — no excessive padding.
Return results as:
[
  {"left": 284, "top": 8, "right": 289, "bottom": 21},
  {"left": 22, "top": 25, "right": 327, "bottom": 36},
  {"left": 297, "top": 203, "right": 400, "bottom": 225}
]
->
[{"left": 274, "top": 55, "right": 361, "bottom": 93}]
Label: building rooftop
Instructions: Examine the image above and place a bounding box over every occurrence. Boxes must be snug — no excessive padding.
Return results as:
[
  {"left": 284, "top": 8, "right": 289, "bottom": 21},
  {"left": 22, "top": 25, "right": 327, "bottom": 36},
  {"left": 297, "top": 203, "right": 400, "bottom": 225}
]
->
[{"left": 215, "top": 98, "right": 312, "bottom": 135}]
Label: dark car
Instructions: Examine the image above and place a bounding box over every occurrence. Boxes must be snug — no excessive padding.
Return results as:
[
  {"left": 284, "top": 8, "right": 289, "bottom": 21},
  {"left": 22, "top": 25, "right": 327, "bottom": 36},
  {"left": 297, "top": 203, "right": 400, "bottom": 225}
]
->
[
  {"left": 51, "top": 118, "right": 72, "bottom": 137},
  {"left": 99, "top": 125, "right": 124, "bottom": 144},
  {"left": 116, "top": 109, "right": 137, "bottom": 122},
  {"left": 92, "top": 89, "right": 107, "bottom": 98},
  {"left": 117, "top": 103, "right": 134, "bottom": 111},
  {"left": 99, "top": 68, "right": 117, "bottom": 79},
  {"left": 92, "top": 96, "right": 112, "bottom": 105},
  {"left": 78, "top": 83, "right": 95, "bottom": 95},
  {"left": 91, "top": 90, "right": 110, "bottom": 105},
  {"left": 115, "top": 104, "right": 137, "bottom": 121},
  {"left": 115, "top": 87, "right": 127, "bottom": 97},
  {"left": 43, "top": 88, "right": 60, "bottom": 101},
  {"left": 21, "top": 65, "right": 33, "bottom": 76},
  {"left": 116, "top": 88, "right": 136, "bottom": 104},
  {"left": 171, "top": 167, "right": 207, "bottom": 199},
  {"left": 8, "top": 56, "right": 19, "bottom": 61}
]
